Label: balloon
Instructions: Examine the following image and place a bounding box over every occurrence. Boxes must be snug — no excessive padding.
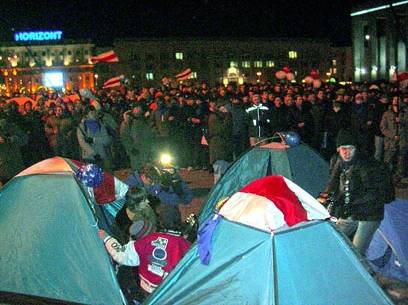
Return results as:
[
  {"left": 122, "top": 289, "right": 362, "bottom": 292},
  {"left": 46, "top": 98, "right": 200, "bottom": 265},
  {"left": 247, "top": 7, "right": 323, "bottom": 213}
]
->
[
  {"left": 286, "top": 72, "right": 295, "bottom": 81},
  {"left": 313, "top": 79, "right": 322, "bottom": 88},
  {"left": 275, "top": 70, "right": 287, "bottom": 80},
  {"left": 304, "top": 76, "right": 314, "bottom": 84},
  {"left": 282, "top": 66, "right": 291, "bottom": 73},
  {"left": 310, "top": 69, "right": 319, "bottom": 79},
  {"left": 76, "top": 164, "right": 104, "bottom": 187},
  {"left": 284, "top": 131, "right": 300, "bottom": 147}
]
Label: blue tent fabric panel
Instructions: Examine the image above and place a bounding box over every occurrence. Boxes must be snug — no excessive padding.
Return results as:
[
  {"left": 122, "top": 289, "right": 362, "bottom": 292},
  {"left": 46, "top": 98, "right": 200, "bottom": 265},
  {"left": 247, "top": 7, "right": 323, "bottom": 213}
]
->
[
  {"left": 267, "top": 147, "right": 292, "bottom": 179},
  {"left": 199, "top": 147, "right": 271, "bottom": 223},
  {"left": 286, "top": 145, "right": 330, "bottom": 197},
  {"left": 146, "top": 219, "right": 275, "bottom": 305},
  {"left": 366, "top": 199, "right": 408, "bottom": 283},
  {"left": 0, "top": 175, "right": 125, "bottom": 305},
  {"left": 274, "top": 221, "right": 393, "bottom": 305}
]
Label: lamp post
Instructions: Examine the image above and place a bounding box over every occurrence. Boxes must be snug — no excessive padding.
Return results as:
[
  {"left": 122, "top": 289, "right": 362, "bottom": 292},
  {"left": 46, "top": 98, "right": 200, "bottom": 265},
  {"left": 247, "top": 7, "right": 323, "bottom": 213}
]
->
[{"left": 94, "top": 73, "right": 99, "bottom": 88}]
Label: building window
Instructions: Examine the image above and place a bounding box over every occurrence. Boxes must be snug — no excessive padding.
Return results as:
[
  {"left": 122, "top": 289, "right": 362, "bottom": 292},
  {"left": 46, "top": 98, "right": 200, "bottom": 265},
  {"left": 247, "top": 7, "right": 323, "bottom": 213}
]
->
[
  {"left": 230, "top": 61, "right": 238, "bottom": 68},
  {"left": 242, "top": 61, "right": 250, "bottom": 68},
  {"left": 175, "top": 52, "right": 183, "bottom": 60},
  {"left": 266, "top": 61, "right": 275, "bottom": 67},
  {"left": 146, "top": 72, "right": 154, "bottom": 80},
  {"left": 332, "top": 59, "right": 337, "bottom": 66},
  {"left": 288, "top": 51, "right": 297, "bottom": 59},
  {"left": 254, "top": 61, "right": 263, "bottom": 68},
  {"left": 190, "top": 72, "right": 197, "bottom": 79}
]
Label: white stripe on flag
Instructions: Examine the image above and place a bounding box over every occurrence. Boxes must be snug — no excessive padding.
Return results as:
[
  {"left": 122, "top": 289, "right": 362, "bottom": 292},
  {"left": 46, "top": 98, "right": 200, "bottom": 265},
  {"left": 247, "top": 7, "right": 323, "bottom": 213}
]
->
[
  {"left": 176, "top": 68, "right": 192, "bottom": 80},
  {"left": 219, "top": 192, "right": 287, "bottom": 232},
  {"left": 91, "top": 50, "right": 119, "bottom": 64},
  {"left": 103, "top": 75, "right": 124, "bottom": 89}
]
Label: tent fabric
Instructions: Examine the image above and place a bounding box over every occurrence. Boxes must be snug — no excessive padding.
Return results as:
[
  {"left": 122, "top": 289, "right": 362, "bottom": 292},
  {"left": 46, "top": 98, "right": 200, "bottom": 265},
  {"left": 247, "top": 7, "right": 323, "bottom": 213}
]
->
[
  {"left": 147, "top": 176, "right": 392, "bottom": 305},
  {"left": 198, "top": 144, "right": 329, "bottom": 224},
  {"left": 0, "top": 174, "right": 125, "bottom": 304},
  {"left": 366, "top": 199, "right": 408, "bottom": 283},
  {"left": 146, "top": 219, "right": 393, "bottom": 305}
]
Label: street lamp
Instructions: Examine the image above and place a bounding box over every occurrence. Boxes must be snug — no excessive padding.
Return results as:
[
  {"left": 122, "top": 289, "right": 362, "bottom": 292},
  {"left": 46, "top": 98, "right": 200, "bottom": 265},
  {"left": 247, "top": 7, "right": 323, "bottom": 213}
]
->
[{"left": 94, "top": 73, "right": 99, "bottom": 88}]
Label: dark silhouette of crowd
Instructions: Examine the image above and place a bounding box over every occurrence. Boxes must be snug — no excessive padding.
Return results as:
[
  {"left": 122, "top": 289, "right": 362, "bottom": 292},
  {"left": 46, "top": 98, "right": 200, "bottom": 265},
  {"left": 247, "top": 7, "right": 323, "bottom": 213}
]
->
[{"left": 1, "top": 79, "right": 407, "bottom": 187}]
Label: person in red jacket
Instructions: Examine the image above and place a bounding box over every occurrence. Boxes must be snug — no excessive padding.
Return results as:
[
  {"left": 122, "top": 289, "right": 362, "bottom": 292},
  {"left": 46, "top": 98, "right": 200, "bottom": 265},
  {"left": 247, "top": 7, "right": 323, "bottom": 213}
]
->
[{"left": 99, "top": 204, "right": 191, "bottom": 300}]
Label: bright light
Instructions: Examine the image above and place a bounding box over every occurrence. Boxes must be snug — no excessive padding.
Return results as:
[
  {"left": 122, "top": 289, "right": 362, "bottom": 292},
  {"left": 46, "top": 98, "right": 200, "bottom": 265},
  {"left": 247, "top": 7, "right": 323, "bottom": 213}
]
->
[
  {"left": 94, "top": 74, "right": 99, "bottom": 79},
  {"left": 256, "top": 71, "right": 262, "bottom": 76},
  {"left": 351, "top": 1, "right": 408, "bottom": 16},
  {"left": 43, "top": 72, "right": 64, "bottom": 88},
  {"left": 361, "top": 68, "right": 366, "bottom": 75},
  {"left": 160, "top": 153, "right": 173, "bottom": 166},
  {"left": 365, "top": 35, "right": 370, "bottom": 40}
]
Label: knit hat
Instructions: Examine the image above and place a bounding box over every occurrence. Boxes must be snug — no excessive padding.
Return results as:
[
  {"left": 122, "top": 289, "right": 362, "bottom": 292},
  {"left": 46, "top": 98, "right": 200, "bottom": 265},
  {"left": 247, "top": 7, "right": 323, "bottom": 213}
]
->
[
  {"left": 129, "top": 220, "right": 155, "bottom": 240},
  {"left": 336, "top": 129, "right": 358, "bottom": 148}
]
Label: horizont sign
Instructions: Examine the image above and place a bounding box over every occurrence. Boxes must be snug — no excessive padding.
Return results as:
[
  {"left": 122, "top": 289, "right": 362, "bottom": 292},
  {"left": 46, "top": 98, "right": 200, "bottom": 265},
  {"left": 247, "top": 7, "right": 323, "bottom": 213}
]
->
[{"left": 14, "top": 31, "right": 63, "bottom": 42}]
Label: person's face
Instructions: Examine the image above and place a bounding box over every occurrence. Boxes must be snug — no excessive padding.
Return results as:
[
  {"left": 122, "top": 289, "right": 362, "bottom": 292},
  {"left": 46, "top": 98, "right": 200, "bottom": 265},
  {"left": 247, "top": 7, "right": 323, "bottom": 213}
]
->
[
  {"left": 24, "top": 102, "right": 32, "bottom": 112},
  {"left": 317, "top": 91, "right": 324, "bottom": 99},
  {"left": 338, "top": 145, "right": 356, "bottom": 162},
  {"left": 252, "top": 95, "right": 259, "bottom": 104},
  {"left": 140, "top": 174, "right": 152, "bottom": 186},
  {"left": 392, "top": 96, "right": 400, "bottom": 106},
  {"left": 55, "top": 107, "right": 63, "bottom": 117},
  {"left": 295, "top": 96, "right": 303, "bottom": 106},
  {"left": 274, "top": 97, "right": 282, "bottom": 107}
]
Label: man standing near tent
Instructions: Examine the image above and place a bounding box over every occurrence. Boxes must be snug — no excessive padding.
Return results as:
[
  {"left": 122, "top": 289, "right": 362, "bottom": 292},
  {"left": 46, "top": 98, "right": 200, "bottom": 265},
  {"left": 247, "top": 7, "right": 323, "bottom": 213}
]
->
[{"left": 323, "top": 129, "right": 394, "bottom": 255}]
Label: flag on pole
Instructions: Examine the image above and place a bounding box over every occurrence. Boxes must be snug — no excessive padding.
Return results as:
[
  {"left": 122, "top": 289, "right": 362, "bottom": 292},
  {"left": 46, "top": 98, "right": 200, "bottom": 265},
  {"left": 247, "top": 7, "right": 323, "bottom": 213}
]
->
[
  {"left": 103, "top": 75, "right": 124, "bottom": 89},
  {"left": 175, "top": 68, "right": 192, "bottom": 81},
  {"left": 91, "top": 50, "right": 119, "bottom": 64}
]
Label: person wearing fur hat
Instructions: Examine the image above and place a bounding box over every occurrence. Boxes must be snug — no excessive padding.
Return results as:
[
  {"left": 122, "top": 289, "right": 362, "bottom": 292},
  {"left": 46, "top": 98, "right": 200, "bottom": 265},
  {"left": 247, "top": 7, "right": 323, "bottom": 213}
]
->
[
  {"left": 322, "top": 128, "right": 394, "bottom": 256},
  {"left": 99, "top": 204, "right": 191, "bottom": 302}
]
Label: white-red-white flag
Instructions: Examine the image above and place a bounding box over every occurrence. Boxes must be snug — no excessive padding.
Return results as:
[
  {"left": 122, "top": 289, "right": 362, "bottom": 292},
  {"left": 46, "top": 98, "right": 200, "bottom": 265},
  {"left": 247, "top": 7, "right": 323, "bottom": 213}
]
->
[
  {"left": 175, "top": 68, "right": 192, "bottom": 81},
  {"left": 219, "top": 176, "right": 329, "bottom": 233},
  {"left": 103, "top": 75, "right": 124, "bottom": 89},
  {"left": 91, "top": 50, "right": 119, "bottom": 64}
]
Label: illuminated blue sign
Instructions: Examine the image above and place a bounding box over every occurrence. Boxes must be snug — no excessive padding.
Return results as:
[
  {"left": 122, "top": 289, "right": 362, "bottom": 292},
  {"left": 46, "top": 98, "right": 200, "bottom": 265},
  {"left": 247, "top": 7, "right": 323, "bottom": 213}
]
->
[{"left": 14, "top": 31, "right": 63, "bottom": 42}]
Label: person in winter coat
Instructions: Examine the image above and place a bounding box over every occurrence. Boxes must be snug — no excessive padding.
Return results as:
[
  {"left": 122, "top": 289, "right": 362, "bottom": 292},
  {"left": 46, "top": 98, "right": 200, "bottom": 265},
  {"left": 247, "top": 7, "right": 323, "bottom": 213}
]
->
[
  {"left": 208, "top": 101, "right": 233, "bottom": 184},
  {"left": 323, "top": 129, "right": 393, "bottom": 255},
  {"left": 0, "top": 116, "right": 28, "bottom": 185},
  {"left": 120, "top": 105, "right": 157, "bottom": 171},
  {"left": 380, "top": 95, "right": 408, "bottom": 185},
  {"left": 77, "top": 106, "right": 113, "bottom": 171},
  {"left": 230, "top": 96, "right": 249, "bottom": 160},
  {"left": 245, "top": 94, "right": 271, "bottom": 146}
]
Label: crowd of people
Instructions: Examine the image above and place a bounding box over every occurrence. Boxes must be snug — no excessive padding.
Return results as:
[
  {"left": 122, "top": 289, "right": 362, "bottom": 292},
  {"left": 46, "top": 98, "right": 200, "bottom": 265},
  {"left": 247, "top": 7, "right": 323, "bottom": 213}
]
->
[{"left": 1, "top": 78, "right": 407, "bottom": 186}]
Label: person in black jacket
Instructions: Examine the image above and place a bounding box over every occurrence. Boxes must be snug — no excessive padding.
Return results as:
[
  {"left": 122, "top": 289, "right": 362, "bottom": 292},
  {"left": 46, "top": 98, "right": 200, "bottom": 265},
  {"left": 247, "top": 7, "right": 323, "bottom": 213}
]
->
[{"left": 322, "top": 129, "right": 394, "bottom": 255}]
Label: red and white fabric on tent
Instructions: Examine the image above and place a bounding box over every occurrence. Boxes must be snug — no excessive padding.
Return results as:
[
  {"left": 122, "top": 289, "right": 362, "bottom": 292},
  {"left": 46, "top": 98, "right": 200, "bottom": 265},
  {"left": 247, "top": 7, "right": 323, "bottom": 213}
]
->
[{"left": 218, "top": 175, "right": 329, "bottom": 233}]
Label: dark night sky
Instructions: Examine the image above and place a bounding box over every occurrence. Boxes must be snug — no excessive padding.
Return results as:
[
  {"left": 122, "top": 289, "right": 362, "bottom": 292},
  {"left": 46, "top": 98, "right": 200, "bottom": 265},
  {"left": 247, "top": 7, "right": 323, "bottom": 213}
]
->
[{"left": 0, "top": 0, "right": 354, "bottom": 46}]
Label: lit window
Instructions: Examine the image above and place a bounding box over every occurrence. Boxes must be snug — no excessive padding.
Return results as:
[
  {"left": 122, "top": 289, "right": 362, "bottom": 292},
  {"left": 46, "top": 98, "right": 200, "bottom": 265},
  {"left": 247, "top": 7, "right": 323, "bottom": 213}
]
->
[
  {"left": 242, "top": 61, "right": 250, "bottom": 68},
  {"left": 146, "top": 72, "right": 154, "bottom": 80},
  {"left": 266, "top": 61, "right": 275, "bottom": 67},
  {"left": 288, "top": 51, "right": 297, "bottom": 59},
  {"left": 332, "top": 59, "right": 337, "bottom": 66},
  {"left": 254, "top": 61, "right": 263, "bottom": 68},
  {"left": 175, "top": 52, "right": 183, "bottom": 60},
  {"left": 230, "top": 61, "right": 238, "bottom": 68},
  {"left": 333, "top": 68, "right": 337, "bottom": 74},
  {"left": 190, "top": 72, "right": 197, "bottom": 79}
]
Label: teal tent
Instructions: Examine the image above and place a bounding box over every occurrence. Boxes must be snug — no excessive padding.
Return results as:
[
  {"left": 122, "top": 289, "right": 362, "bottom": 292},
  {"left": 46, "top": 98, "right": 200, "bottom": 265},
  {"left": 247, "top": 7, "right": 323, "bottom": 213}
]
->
[
  {"left": 199, "top": 143, "right": 330, "bottom": 224},
  {"left": 0, "top": 158, "right": 126, "bottom": 304},
  {"left": 146, "top": 176, "right": 393, "bottom": 305}
]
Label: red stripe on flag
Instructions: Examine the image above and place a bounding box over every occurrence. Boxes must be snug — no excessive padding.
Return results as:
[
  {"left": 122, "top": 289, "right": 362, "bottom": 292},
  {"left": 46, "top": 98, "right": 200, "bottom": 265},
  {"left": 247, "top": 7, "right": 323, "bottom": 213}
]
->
[
  {"left": 103, "top": 75, "right": 124, "bottom": 89},
  {"left": 240, "top": 176, "right": 308, "bottom": 226},
  {"left": 91, "top": 50, "right": 119, "bottom": 64}
]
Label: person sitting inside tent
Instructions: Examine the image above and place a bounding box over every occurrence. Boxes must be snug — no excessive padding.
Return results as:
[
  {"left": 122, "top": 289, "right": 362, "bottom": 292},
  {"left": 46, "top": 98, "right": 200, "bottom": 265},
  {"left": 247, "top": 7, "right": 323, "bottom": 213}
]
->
[
  {"left": 99, "top": 204, "right": 191, "bottom": 302},
  {"left": 321, "top": 128, "right": 394, "bottom": 256},
  {"left": 125, "top": 163, "right": 193, "bottom": 207}
]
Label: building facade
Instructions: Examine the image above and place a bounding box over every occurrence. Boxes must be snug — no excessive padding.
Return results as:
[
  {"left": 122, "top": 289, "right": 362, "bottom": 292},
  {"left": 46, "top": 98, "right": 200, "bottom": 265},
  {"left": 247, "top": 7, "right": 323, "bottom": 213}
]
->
[
  {"left": 0, "top": 32, "right": 95, "bottom": 96},
  {"left": 351, "top": 1, "right": 408, "bottom": 81},
  {"left": 97, "top": 37, "right": 351, "bottom": 87}
]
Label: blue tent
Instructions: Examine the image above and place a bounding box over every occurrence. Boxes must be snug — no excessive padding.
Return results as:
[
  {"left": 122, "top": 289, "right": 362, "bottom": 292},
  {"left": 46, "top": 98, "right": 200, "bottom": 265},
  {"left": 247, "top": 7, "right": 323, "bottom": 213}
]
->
[
  {"left": 146, "top": 176, "right": 393, "bottom": 305},
  {"left": 199, "top": 143, "right": 330, "bottom": 224},
  {"left": 0, "top": 158, "right": 126, "bottom": 304},
  {"left": 366, "top": 199, "right": 408, "bottom": 283}
]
